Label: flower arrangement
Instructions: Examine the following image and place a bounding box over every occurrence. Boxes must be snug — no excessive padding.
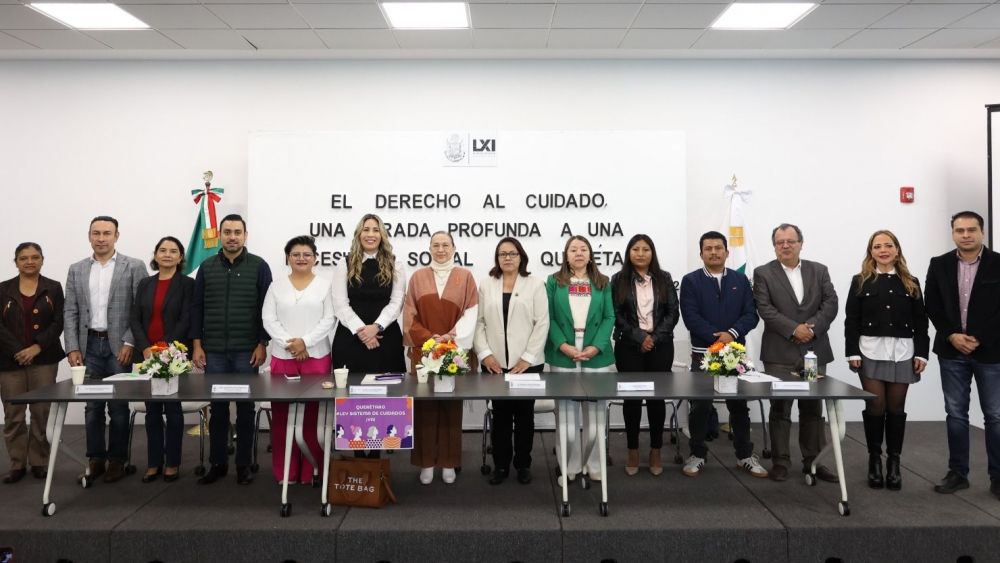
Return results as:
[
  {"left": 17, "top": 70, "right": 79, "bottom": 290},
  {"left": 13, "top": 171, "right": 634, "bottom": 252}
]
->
[
  {"left": 139, "top": 341, "right": 193, "bottom": 380},
  {"left": 418, "top": 337, "right": 470, "bottom": 378},
  {"left": 700, "top": 341, "right": 754, "bottom": 377}
]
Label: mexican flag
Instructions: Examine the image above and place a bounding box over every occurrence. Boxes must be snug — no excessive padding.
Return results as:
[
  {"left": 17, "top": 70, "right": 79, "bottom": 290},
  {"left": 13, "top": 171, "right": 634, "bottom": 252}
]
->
[
  {"left": 723, "top": 177, "right": 755, "bottom": 282},
  {"left": 184, "top": 181, "right": 224, "bottom": 275}
]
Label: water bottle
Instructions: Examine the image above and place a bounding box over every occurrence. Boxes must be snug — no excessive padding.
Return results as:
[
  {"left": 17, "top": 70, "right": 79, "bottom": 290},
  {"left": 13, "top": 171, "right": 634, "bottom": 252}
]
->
[{"left": 803, "top": 350, "right": 818, "bottom": 382}]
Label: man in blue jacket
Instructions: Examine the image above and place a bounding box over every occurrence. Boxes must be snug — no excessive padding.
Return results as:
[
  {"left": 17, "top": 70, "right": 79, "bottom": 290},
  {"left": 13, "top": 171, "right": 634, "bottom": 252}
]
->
[{"left": 679, "top": 231, "right": 767, "bottom": 478}]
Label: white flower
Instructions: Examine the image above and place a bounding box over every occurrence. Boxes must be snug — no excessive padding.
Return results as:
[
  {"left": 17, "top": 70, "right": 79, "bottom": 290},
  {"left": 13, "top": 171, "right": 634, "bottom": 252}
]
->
[
  {"left": 168, "top": 358, "right": 188, "bottom": 376},
  {"left": 147, "top": 363, "right": 162, "bottom": 375},
  {"left": 422, "top": 356, "right": 444, "bottom": 375}
]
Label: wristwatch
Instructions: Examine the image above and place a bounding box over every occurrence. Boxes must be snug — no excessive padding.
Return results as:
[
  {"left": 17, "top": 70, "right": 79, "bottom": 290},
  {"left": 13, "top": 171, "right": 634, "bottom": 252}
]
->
[{"left": 375, "top": 323, "right": 384, "bottom": 334}]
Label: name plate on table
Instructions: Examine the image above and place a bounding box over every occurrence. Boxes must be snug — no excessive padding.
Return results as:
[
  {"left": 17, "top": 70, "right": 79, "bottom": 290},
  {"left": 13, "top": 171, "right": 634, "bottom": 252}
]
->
[
  {"left": 75, "top": 384, "right": 113, "bottom": 394},
  {"left": 212, "top": 384, "right": 250, "bottom": 394},
  {"left": 772, "top": 381, "right": 811, "bottom": 391},
  {"left": 510, "top": 380, "right": 546, "bottom": 390},
  {"left": 618, "top": 382, "right": 655, "bottom": 392},
  {"left": 505, "top": 373, "right": 541, "bottom": 382},
  {"left": 350, "top": 385, "right": 387, "bottom": 395}
]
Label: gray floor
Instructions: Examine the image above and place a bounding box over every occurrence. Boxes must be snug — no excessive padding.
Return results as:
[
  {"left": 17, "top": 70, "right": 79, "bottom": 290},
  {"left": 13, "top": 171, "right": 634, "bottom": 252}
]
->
[{"left": 1, "top": 417, "right": 998, "bottom": 562}]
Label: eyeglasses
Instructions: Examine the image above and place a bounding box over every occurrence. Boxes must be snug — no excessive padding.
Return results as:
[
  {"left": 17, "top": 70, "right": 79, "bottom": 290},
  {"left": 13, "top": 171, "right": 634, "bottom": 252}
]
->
[
  {"left": 773, "top": 239, "right": 800, "bottom": 247},
  {"left": 497, "top": 252, "right": 520, "bottom": 259},
  {"left": 289, "top": 252, "right": 315, "bottom": 259}
]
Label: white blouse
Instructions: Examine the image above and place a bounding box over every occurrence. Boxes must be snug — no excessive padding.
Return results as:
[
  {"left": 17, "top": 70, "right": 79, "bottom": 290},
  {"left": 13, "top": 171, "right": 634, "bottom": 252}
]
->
[
  {"left": 330, "top": 254, "right": 405, "bottom": 333},
  {"left": 262, "top": 274, "right": 336, "bottom": 360}
]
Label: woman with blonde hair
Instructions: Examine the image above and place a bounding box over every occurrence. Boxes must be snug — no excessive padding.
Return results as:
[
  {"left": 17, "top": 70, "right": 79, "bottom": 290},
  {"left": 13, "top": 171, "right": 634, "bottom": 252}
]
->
[{"left": 844, "top": 229, "right": 928, "bottom": 491}]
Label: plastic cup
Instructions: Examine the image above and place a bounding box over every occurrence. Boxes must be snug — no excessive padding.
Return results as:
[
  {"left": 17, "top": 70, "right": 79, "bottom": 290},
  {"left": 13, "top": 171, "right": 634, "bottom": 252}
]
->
[
  {"left": 416, "top": 365, "right": 429, "bottom": 384},
  {"left": 334, "top": 368, "right": 349, "bottom": 388},
  {"left": 70, "top": 365, "right": 86, "bottom": 385}
]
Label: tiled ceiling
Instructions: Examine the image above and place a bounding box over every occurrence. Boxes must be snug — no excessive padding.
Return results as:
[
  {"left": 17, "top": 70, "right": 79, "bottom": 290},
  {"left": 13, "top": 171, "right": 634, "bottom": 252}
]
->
[{"left": 1, "top": 0, "right": 999, "bottom": 57}]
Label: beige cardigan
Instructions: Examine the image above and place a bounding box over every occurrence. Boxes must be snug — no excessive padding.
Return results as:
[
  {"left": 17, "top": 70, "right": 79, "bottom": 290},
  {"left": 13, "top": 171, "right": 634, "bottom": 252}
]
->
[{"left": 473, "top": 274, "right": 549, "bottom": 368}]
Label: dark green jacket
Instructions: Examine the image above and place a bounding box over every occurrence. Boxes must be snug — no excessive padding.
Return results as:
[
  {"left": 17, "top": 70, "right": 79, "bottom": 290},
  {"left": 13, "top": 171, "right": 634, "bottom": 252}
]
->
[{"left": 192, "top": 249, "right": 272, "bottom": 353}]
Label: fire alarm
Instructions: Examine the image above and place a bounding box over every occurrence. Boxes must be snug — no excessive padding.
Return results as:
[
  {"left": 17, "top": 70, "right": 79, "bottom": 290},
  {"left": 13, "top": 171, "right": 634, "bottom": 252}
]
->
[{"left": 900, "top": 187, "right": 915, "bottom": 203}]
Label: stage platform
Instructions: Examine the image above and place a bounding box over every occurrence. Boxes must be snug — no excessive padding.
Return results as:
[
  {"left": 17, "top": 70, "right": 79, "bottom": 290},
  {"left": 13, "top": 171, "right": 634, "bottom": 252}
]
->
[{"left": 1, "top": 421, "right": 998, "bottom": 563}]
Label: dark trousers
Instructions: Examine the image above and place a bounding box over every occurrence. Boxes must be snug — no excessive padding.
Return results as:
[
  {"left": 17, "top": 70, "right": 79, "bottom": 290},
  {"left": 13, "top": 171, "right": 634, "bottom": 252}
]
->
[
  {"left": 615, "top": 339, "right": 673, "bottom": 450},
  {"left": 689, "top": 352, "right": 753, "bottom": 459},
  {"left": 145, "top": 402, "right": 183, "bottom": 468},
  {"left": 492, "top": 400, "right": 535, "bottom": 470},
  {"left": 205, "top": 350, "right": 256, "bottom": 466},
  {"left": 84, "top": 334, "right": 130, "bottom": 462},
  {"left": 764, "top": 362, "right": 827, "bottom": 469},
  {"left": 690, "top": 399, "right": 752, "bottom": 459},
  {"left": 940, "top": 356, "right": 1000, "bottom": 480}
]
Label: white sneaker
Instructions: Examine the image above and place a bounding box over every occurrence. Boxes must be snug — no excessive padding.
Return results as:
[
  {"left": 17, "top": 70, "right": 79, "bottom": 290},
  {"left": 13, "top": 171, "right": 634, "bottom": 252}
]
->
[
  {"left": 737, "top": 454, "right": 769, "bottom": 478},
  {"left": 441, "top": 467, "right": 456, "bottom": 484},
  {"left": 682, "top": 455, "right": 705, "bottom": 477},
  {"left": 419, "top": 467, "right": 434, "bottom": 485}
]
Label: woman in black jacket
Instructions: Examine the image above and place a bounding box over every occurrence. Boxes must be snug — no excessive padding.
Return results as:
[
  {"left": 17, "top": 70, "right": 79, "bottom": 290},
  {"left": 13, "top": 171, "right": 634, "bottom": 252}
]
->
[
  {"left": 129, "top": 236, "right": 194, "bottom": 483},
  {"left": 845, "top": 230, "right": 929, "bottom": 491},
  {"left": 611, "top": 234, "right": 679, "bottom": 476},
  {"left": 0, "top": 242, "right": 64, "bottom": 483}
]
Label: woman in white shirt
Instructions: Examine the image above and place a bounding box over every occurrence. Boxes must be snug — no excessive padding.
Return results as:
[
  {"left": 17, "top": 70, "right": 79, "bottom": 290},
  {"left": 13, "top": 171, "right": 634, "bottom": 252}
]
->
[
  {"left": 844, "top": 230, "right": 928, "bottom": 491},
  {"left": 475, "top": 237, "right": 549, "bottom": 485},
  {"left": 262, "top": 235, "right": 335, "bottom": 485}
]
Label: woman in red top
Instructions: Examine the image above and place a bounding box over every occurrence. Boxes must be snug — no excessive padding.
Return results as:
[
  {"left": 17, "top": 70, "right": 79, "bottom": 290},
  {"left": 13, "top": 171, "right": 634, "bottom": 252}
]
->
[{"left": 129, "top": 236, "right": 194, "bottom": 483}]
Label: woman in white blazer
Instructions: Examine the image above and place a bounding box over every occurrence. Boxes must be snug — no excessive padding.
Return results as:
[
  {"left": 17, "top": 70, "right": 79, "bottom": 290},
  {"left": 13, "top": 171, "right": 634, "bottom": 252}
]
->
[{"left": 474, "top": 237, "right": 549, "bottom": 485}]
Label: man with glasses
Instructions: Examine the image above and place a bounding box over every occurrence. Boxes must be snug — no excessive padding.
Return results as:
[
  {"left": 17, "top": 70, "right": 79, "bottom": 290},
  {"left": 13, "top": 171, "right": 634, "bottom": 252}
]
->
[
  {"left": 753, "top": 223, "right": 839, "bottom": 482},
  {"left": 191, "top": 214, "right": 273, "bottom": 485},
  {"left": 925, "top": 211, "right": 1000, "bottom": 500}
]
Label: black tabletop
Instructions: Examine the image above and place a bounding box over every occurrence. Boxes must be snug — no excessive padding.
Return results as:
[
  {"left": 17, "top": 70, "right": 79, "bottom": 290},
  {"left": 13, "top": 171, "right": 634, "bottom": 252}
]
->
[
  {"left": 584, "top": 371, "right": 874, "bottom": 401},
  {"left": 11, "top": 370, "right": 872, "bottom": 404},
  {"left": 9, "top": 373, "right": 325, "bottom": 404},
  {"left": 298, "top": 372, "right": 592, "bottom": 401}
]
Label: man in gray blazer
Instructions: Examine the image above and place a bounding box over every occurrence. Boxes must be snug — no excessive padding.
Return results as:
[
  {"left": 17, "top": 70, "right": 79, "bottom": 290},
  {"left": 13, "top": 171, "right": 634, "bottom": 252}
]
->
[
  {"left": 753, "top": 223, "right": 839, "bottom": 483},
  {"left": 64, "top": 216, "right": 146, "bottom": 483}
]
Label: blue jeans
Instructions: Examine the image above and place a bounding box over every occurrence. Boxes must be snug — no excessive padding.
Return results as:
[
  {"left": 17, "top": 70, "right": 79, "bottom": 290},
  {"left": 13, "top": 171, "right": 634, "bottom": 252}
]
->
[
  {"left": 939, "top": 356, "right": 1000, "bottom": 480},
  {"left": 84, "top": 334, "right": 130, "bottom": 462},
  {"left": 205, "top": 351, "right": 256, "bottom": 466}
]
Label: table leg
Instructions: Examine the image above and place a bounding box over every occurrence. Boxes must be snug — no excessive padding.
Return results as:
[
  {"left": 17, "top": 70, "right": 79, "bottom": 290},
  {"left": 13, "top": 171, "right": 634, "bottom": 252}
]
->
[
  {"left": 292, "top": 402, "right": 318, "bottom": 487},
  {"left": 320, "top": 401, "right": 333, "bottom": 517},
  {"left": 826, "top": 399, "right": 850, "bottom": 516},
  {"left": 557, "top": 399, "right": 570, "bottom": 517},
  {"left": 595, "top": 400, "right": 608, "bottom": 517},
  {"left": 280, "top": 402, "right": 297, "bottom": 517},
  {"left": 41, "top": 402, "right": 68, "bottom": 516}
]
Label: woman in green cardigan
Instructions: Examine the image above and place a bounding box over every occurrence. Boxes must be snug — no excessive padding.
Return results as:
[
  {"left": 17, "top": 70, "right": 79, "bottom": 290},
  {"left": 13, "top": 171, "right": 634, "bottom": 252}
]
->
[{"left": 545, "top": 235, "right": 616, "bottom": 484}]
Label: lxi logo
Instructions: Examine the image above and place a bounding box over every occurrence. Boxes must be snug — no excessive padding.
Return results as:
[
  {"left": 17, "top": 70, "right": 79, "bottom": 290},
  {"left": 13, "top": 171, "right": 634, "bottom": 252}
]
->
[{"left": 473, "top": 139, "right": 496, "bottom": 153}]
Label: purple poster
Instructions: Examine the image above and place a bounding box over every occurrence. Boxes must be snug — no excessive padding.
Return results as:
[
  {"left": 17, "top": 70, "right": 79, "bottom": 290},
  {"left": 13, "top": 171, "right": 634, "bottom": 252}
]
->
[{"left": 334, "top": 397, "right": 414, "bottom": 450}]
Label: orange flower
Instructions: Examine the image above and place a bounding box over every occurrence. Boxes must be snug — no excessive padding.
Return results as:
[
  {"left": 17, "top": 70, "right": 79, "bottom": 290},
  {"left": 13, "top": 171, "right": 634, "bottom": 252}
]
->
[{"left": 707, "top": 341, "right": 725, "bottom": 354}]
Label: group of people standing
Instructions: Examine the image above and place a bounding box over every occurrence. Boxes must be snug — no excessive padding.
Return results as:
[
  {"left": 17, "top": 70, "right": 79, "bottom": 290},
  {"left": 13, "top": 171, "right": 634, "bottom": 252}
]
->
[{"left": 0, "top": 211, "right": 997, "bottom": 503}]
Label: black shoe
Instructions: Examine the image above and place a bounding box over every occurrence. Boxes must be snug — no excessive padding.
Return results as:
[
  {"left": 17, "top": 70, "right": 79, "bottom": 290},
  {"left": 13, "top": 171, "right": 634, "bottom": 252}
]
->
[
  {"left": 198, "top": 464, "right": 228, "bottom": 485},
  {"left": 885, "top": 454, "right": 902, "bottom": 491},
  {"left": 30, "top": 466, "right": 47, "bottom": 480},
  {"left": 367, "top": 450, "right": 381, "bottom": 459},
  {"left": 991, "top": 479, "right": 1000, "bottom": 500},
  {"left": 769, "top": 465, "right": 789, "bottom": 482},
  {"left": 867, "top": 455, "right": 884, "bottom": 489},
  {"left": 804, "top": 464, "right": 839, "bottom": 484},
  {"left": 516, "top": 468, "right": 532, "bottom": 485},
  {"left": 489, "top": 468, "right": 509, "bottom": 485},
  {"left": 163, "top": 468, "right": 180, "bottom": 483},
  {"left": 934, "top": 470, "right": 969, "bottom": 494},
  {"left": 141, "top": 468, "right": 161, "bottom": 483},
  {"left": 236, "top": 465, "right": 253, "bottom": 485},
  {"left": 2, "top": 469, "right": 26, "bottom": 484}
]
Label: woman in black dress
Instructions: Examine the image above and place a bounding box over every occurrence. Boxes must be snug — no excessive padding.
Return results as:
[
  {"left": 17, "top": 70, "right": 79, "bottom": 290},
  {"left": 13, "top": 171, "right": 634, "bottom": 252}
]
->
[{"left": 332, "top": 214, "right": 407, "bottom": 456}]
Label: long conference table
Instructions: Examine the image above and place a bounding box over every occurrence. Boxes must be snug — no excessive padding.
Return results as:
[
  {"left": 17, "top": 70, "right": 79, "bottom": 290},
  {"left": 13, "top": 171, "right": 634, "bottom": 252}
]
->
[{"left": 11, "top": 370, "right": 872, "bottom": 518}]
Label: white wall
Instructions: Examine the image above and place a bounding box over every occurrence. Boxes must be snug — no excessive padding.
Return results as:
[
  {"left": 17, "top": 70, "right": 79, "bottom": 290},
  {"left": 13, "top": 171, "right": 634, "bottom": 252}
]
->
[{"left": 1, "top": 59, "right": 998, "bottom": 427}]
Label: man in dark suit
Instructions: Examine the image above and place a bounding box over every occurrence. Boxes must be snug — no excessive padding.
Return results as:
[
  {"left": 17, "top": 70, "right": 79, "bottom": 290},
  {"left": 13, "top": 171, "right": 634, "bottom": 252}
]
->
[
  {"left": 753, "top": 223, "right": 839, "bottom": 483},
  {"left": 925, "top": 211, "right": 1000, "bottom": 500}
]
